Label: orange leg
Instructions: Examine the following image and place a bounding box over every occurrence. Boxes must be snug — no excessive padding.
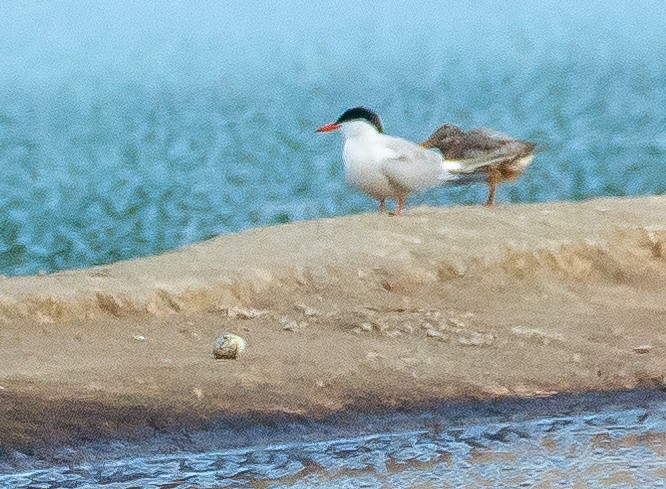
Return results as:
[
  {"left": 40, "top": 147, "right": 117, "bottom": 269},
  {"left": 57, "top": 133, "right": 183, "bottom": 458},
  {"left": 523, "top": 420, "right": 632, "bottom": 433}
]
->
[
  {"left": 387, "top": 197, "right": 406, "bottom": 216},
  {"left": 486, "top": 177, "right": 497, "bottom": 208},
  {"left": 396, "top": 197, "right": 405, "bottom": 215},
  {"left": 389, "top": 197, "right": 405, "bottom": 216},
  {"left": 378, "top": 198, "right": 386, "bottom": 213}
]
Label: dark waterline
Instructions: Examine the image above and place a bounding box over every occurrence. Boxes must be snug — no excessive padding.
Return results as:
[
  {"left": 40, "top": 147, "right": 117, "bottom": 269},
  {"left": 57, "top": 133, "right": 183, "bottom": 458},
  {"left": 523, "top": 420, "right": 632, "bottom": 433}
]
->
[{"left": 2, "top": 389, "right": 666, "bottom": 488}]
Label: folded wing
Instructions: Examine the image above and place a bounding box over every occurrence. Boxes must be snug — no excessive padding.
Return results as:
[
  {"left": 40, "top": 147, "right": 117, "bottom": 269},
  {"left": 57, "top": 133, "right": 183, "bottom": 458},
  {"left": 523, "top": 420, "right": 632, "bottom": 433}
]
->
[{"left": 379, "top": 135, "right": 489, "bottom": 191}]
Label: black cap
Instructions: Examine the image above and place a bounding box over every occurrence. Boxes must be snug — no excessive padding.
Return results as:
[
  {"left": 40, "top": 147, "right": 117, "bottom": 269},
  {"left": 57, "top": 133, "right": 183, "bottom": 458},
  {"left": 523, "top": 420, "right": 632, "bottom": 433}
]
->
[{"left": 336, "top": 107, "right": 383, "bottom": 133}]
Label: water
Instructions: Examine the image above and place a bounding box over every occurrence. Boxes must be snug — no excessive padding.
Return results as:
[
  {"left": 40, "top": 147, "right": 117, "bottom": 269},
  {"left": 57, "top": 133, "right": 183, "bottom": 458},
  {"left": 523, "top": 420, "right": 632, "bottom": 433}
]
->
[
  {"left": 0, "top": 0, "right": 666, "bottom": 275},
  {"left": 3, "top": 396, "right": 666, "bottom": 488},
  {"left": 0, "top": 1, "right": 665, "bottom": 276}
]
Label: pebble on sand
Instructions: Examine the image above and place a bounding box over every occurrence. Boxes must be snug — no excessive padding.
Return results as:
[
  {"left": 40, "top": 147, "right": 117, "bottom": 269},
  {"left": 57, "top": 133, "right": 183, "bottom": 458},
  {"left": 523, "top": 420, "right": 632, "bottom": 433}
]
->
[
  {"left": 213, "top": 334, "right": 247, "bottom": 359},
  {"left": 426, "top": 329, "right": 447, "bottom": 340},
  {"left": 296, "top": 304, "right": 319, "bottom": 317},
  {"left": 283, "top": 321, "right": 308, "bottom": 332}
]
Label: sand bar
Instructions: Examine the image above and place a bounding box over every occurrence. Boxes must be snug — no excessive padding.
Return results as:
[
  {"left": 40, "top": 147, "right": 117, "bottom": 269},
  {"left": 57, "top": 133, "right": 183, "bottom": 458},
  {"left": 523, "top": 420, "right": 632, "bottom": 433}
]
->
[{"left": 1, "top": 196, "right": 666, "bottom": 462}]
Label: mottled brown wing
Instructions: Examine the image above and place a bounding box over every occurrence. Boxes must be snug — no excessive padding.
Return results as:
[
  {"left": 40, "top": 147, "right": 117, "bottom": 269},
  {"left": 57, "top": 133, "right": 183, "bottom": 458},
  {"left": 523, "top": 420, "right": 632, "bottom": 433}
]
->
[{"left": 422, "top": 126, "right": 535, "bottom": 161}]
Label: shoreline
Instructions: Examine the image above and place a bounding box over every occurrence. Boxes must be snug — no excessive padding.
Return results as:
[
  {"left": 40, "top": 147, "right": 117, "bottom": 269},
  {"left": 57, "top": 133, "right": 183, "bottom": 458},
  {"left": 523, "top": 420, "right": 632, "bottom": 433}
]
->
[
  {"left": 3, "top": 388, "right": 666, "bottom": 471},
  {"left": 1, "top": 196, "right": 666, "bottom": 467}
]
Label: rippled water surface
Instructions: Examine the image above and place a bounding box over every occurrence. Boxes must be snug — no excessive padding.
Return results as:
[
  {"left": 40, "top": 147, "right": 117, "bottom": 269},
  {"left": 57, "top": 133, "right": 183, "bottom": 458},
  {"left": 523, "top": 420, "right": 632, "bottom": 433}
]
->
[
  {"left": 4, "top": 398, "right": 666, "bottom": 488},
  {"left": 0, "top": 1, "right": 665, "bottom": 275}
]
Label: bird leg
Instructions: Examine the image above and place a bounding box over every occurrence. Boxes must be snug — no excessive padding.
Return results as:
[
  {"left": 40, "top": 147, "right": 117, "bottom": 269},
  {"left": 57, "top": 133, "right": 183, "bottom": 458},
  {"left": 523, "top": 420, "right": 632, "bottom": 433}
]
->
[
  {"left": 389, "top": 197, "right": 405, "bottom": 216},
  {"left": 396, "top": 197, "right": 404, "bottom": 215},
  {"left": 378, "top": 198, "right": 387, "bottom": 213},
  {"left": 486, "top": 172, "right": 498, "bottom": 208}
]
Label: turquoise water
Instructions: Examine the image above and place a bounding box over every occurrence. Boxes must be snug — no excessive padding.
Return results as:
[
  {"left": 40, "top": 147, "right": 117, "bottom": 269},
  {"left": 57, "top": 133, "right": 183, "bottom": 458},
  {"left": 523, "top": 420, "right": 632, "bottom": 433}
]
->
[{"left": 1, "top": 1, "right": 665, "bottom": 275}]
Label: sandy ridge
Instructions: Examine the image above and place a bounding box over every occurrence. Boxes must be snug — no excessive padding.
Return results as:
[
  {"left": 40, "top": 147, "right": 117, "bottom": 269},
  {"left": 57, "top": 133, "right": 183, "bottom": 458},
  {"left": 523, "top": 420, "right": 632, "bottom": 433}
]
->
[
  {"left": 1, "top": 196, "right": 666, "bottom": 461},
  {"left": 0, "top": 196, "right": 665, "bottom": 322}
]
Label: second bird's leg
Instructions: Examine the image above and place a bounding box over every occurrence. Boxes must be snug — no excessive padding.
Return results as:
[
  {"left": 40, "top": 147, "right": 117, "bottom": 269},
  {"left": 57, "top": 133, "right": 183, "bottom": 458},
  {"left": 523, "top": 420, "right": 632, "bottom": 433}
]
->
[
  {"left": 396, "top": 197, "right": 404, "bottom": 215},
  {"left": 485, "top": 172, "right": 498, "bottom": 208},
  {"left": 378, "top": 198, "right": 387, "bottom": 213}
]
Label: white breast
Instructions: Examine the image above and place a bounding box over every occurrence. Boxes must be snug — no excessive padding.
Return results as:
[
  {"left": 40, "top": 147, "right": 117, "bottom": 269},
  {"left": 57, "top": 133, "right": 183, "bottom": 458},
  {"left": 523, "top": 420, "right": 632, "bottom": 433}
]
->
[{"left": 341, "top": 124, "right": 401, "bottom": 200}]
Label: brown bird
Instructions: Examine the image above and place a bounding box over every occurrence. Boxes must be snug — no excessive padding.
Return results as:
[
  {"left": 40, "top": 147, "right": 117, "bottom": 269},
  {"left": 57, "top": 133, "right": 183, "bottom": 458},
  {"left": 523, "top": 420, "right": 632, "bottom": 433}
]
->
[{"left": 421, "top": 125, "right": 536, "bottom": 207}]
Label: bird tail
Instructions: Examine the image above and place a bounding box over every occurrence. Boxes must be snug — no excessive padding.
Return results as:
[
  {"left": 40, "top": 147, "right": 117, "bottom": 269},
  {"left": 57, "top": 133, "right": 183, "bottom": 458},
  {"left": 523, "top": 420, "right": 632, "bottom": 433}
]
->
[{"left": 440, "top": 155, "right": 506, "bottom": 177}]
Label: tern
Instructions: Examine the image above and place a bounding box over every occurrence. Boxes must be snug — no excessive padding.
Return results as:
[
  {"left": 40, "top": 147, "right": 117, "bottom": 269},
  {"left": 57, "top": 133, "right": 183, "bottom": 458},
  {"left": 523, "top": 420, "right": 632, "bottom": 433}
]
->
[{"left": 316, "top": 107, "right": 495, "bottom": 215}]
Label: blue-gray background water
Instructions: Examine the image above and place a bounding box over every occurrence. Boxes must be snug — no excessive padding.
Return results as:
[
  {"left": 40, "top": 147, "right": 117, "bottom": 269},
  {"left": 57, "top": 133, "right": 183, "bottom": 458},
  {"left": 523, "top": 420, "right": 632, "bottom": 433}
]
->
[{"left": 1, "top": 1, "right": 665, "bottom": 276}]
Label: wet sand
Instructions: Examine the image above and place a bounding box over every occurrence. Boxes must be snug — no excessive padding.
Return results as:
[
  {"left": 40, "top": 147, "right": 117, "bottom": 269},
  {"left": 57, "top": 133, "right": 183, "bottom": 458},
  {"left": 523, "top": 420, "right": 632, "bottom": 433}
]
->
[
  {"left": 1, "top": 196, "right": 666, "bottom": 464},
  {"left": 5, "top": 389, "right": 666, "bottom": 487}
]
